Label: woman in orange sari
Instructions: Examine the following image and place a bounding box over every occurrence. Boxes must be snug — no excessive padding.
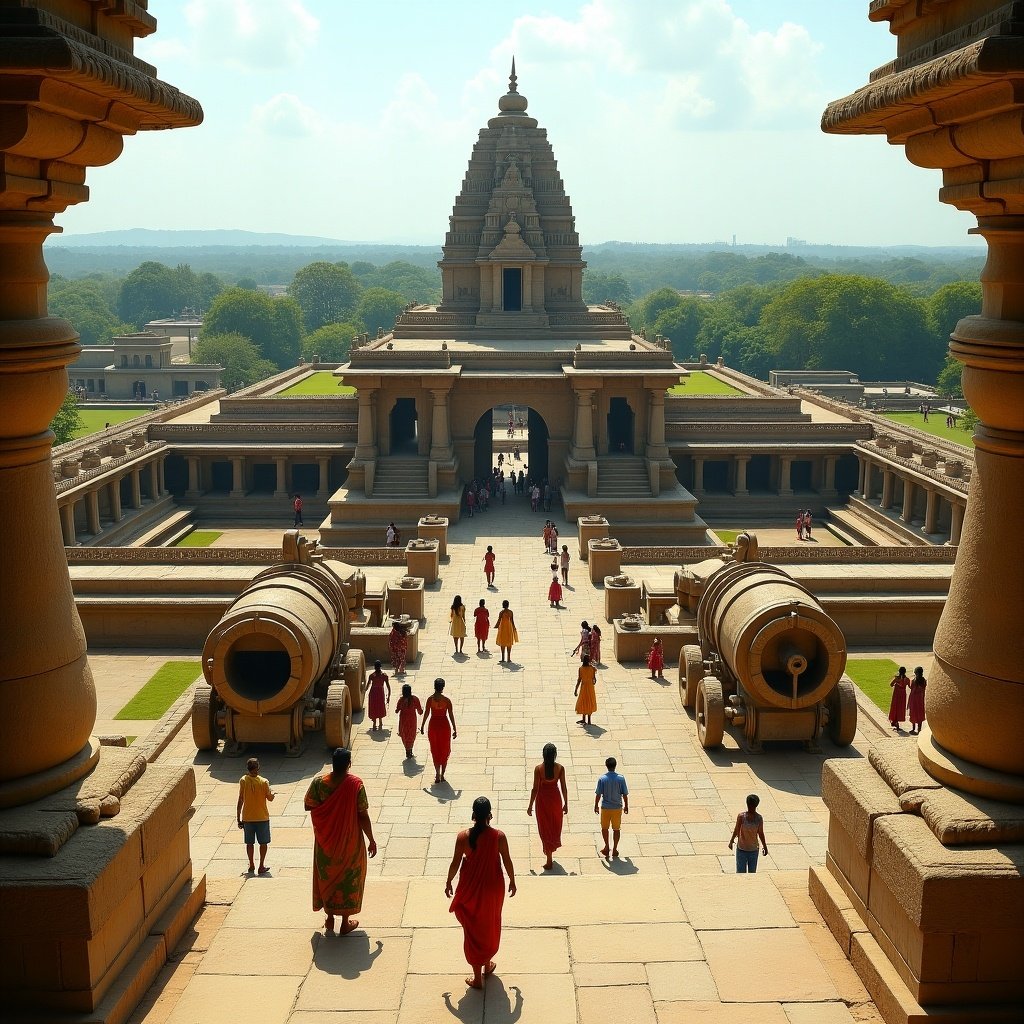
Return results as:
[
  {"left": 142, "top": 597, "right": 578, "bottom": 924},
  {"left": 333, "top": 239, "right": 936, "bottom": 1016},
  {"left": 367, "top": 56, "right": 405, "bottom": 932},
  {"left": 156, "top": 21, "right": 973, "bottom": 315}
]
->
[
  {"left": 446, "top": 796, "right": 517, "bottom": 989},
  {"left": 304, "top": 747, "right": 377, "bottom": 935},
  {"left": 527, "top": 743, "right": 568, "bottom": 870},
  {"left": 421, "top": 677, "right": 457, "bottom": 784}
]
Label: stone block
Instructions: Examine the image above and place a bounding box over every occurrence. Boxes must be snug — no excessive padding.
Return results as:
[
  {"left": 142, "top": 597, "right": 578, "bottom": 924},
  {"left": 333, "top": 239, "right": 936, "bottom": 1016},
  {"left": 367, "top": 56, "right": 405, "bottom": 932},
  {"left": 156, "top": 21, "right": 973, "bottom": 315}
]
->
[
  {"left": 578, "top": 516, "right": 610, "bottom": 560},
  {"left": 826, "top": 816, "right": 871, "bottom": 907},
  {"left": 821, "top": 758, "right": 903, "bottom": 861},
  {"left": 417, "top": 515, "right": 448, "bottom": 557},
  {"left": 604, "top": 577, "right": 640, "bottom": 622},
  {"left": 675, "top": 873, "right": 795, "bottom": 930},
  {"left": 141, "top": 825, "right": 191, "bottom": 917},
  {"left": 867, "top": 741, "right": 942, "bottom": 801},
  {"left": 405, "top": 540, "right": 439, "bottom": 584},
  {"left": 387, "top": 577, "right": 425, "bottom": 621},
  {"left": 915, "top": 786, "right": 1024, "bottom": 846},
  {"left": 579, "top": 984, "right": 655, "bottom": 1024},
  {"left": 588, "top": 538, "right": 622, "bottom": 583},
  {"left": 298, "top": 931, "right": 411, "bottom": 1010},
  {"left": 569, "top": 921, "right": 702, "bottom": 963}
]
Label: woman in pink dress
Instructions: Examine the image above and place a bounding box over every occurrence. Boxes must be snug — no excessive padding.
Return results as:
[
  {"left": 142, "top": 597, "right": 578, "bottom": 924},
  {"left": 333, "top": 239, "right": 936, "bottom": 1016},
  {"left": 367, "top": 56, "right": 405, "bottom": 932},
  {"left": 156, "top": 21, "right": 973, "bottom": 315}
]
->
[
  {"left": 888, "top": 666, "right": 910, "bottom": 730},
  {"left": 647, "top": 638, "right": 665, "bottom": 680},
  {"left": 473, "top": 599, "right": 490, "bottom": 653},
  {"left": 548, "top": 575, "right": 563, "bottom": 609},
  {"left": 907, "top": 666, "right": 927, "bottom": 735},
  {"left": 388, "top": 620, "right": 409, "bottom": 675},
  {"left": 589, "top": 625, "right": 602, "bottom": 666},
  {"left": 363, "top": 660, "right": 390, "bottom": 732},
  {"left": 395, "top": 683, "right": 423, "bottom": 759}
]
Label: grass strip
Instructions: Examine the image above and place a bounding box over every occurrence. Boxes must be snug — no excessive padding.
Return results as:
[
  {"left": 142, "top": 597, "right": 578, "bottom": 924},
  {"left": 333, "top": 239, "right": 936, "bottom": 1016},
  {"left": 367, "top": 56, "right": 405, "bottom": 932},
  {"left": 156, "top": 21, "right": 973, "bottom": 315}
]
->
[
  {"left": 844, "top": 658, "right": 899, "bottom": 714},
  {"left": 114, "top": 661, "right": 202, "bottom": 720},
  {"left": 174, "top": 530, "right": 223, "bottom": 548},
  {"left": 276, "top": 372, "right": 357, "bottom": 396},
  {"left": 73, "top": 408, "right": 146, "bottom": 439},
  {"left": 880, "top": 411, "right": 974, "bottom": 447},
  {"left": 667, "top": 371, "right": 744, "bottom": 396}
]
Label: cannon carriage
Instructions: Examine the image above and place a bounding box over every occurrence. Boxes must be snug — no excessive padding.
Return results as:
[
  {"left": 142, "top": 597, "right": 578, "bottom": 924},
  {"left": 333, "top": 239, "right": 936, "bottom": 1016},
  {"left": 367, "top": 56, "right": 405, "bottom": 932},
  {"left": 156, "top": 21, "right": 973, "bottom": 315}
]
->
[
  {"left": 675, "top": 550, "right": 857, "bottom": 751},
  {"left": 192, "top": 531, "right": 367, "bottom": 755}
]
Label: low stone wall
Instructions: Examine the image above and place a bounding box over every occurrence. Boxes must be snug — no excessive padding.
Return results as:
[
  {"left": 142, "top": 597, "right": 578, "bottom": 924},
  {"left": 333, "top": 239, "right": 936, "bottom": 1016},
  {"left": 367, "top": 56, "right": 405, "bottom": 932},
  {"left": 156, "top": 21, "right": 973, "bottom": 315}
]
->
[
  {"left": 620, "top": 545, "right": 958, "bottom": 565},
  {"left": 66, "top": 545, "right": 406, "bottom": 566}
]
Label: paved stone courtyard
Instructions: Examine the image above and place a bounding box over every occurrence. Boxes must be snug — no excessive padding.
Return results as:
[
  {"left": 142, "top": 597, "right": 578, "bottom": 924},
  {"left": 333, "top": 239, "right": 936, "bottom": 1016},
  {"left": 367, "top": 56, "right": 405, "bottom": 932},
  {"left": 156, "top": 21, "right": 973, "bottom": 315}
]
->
[{"left": 125, "top": 499, "right": 885, "bottom": 1023}]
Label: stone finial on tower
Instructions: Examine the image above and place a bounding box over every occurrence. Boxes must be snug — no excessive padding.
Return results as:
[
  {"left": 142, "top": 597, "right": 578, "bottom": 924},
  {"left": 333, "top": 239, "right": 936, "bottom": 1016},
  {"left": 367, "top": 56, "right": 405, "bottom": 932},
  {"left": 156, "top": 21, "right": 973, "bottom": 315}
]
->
[
  {"left": 491, "top": 56, "right": 537, "bottom": 127},
  {"left": 509, "top": 56, "right": 518, "bottom": 93}
]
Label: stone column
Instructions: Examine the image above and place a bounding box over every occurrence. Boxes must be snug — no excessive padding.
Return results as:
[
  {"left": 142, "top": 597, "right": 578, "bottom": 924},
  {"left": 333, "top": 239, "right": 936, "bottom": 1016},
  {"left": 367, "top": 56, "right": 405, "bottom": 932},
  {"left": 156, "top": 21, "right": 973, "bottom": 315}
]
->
[
  {"left": 924, "top": 488, "right": 939, "bottom": 534},
  {"left": 148, "top": 458, "right": 160, "bottom": 500},
  {"left": 317, "top": 456, "right": 331, "bottom": 498},
  {"left": 108, "top": 476, "right": 122, "bottom": 522},
  {"left": 692, "top": 456, "right": 704, "bottom": 495},
  {"left": 646, "top": 388, "right": 668, "bottom": 458},
  {"left": 273, "top": 456, "right": 288, "bottom": 498},
  {"left": 949, "top": 500, "right": 965, "bottom": 546},
  {"left": 734, "top": 455, "right": 749, "bottom": 495},
  {"left": 60, "top": 502, "right": 77, "bottom": 547},
  {"left": 571, "top": 388, "right": 596, "bottom": 460},
  {"left": 901, "top": 476, "right": 915, "bottom": 524},
  {"left": 492, "top": 265, "right": 502, "bottom": 312},
  {"left": 86, "top": 489, "right": 101, "bottom": 535},
  {"left": 185, "top": 455, "right": 201, "bottom": 499},
  {"left": 857, "top": 456, "right": 867, "bottom": 496},
  {"left": 157, "top": 454, "right": 166, "bottom": 496},
  {"left": 230, "top": 456, "right": 245, "bottom": 498},
  {"left": 778, "top": 455, "right": 793, "bottom": 496},
  {"left": 880, "top": 470, "right": 894, "bottom": 509},
  {"left": 354, "top": 387, "right": 378, "bottom": 459},
  {"left": 130, "top": 469, "right": 142, "bottom": 509},
  {"left": 429, "top": 387, "right": 454, "bottom": 461},
  {"left": 522, "top": 263, "right": 533, "bottom": 312},
  {"left": 823, "top": 455, "right": 837, "bottom": 492}
]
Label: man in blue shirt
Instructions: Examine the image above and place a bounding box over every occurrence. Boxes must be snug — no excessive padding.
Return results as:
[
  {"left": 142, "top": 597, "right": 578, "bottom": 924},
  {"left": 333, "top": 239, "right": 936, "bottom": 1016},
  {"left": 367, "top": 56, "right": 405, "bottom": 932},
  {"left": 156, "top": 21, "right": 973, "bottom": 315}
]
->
[{"left": 594, "top": 756, "right": 629, "bottom": 859}]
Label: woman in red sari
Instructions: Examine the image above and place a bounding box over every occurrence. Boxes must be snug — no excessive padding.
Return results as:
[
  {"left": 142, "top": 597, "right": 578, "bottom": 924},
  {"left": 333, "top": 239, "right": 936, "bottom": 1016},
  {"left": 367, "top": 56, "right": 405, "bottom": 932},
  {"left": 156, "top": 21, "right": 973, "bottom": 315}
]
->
[
  {"left": 907, "top": 666, "right": 927, "bottom": 735},
  {"left": 421, "top": 677, "right": 457, "bottom": 784},
  {"left": 446, "top": 796, "right": 517, "bottom": 989},
  {"left": 889, "top": 666, "right": 910, "bottom": 730},
  {"left": 473, "top": 599, "right": 490, "bottom": 653},
  {"left": 394, "top": 683, "right": 422, "bottom": 760},
  {"left": 527, "top": 743, "right": 568, "bottom": 870},
  {"left": 303, "top": 747, "right": 377, "bottom": 935},
  {"left": 388, "top": 619, "right": 409, "bottom": 674}
]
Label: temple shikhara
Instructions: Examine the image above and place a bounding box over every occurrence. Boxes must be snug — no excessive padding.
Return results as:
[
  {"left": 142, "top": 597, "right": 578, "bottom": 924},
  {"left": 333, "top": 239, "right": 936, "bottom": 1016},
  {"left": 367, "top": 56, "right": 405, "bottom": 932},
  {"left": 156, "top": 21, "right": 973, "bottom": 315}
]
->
[{"left": 0, "top": 3, "right": 1021, "bottom": 1024}]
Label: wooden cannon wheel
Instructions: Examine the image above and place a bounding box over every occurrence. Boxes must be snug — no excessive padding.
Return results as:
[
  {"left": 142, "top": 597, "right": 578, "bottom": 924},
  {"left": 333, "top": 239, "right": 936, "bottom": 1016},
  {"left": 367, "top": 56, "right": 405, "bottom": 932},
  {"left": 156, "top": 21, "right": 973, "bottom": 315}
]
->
[
  {"left": 325, "top": 682, "right": 353, "bottom": 750},
  {"left": 681, "top": 644, "right": 703, "bottom": 710},
  {"left": 191, "top": 683, "right": 219, "bottom": 751},
  {"left": 696, "top": 676, "right": 725, "bottom": 749},
  {"left": 827, "top": 676, "right": 857, "bottom": 747},
  {"left": 343, "top": 648, "right": 366, "bottom": 712}
]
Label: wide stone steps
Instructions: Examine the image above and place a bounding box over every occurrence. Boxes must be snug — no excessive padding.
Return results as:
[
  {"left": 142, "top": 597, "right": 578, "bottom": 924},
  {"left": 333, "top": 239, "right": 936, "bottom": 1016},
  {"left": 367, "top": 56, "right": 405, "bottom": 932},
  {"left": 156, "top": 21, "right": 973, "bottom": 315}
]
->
[
  {"left": 372, "top": 457, "right": 429, "bottom": 498},
  {"left": 597, "top": 456, "right": 652, "bottom": 498}
]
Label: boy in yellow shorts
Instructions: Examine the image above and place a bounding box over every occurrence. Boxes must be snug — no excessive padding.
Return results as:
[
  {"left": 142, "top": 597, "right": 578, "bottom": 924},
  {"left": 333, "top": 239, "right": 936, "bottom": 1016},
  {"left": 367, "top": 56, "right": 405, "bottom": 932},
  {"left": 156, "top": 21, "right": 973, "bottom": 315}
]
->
[
  {"left": 593, "top": 756, "right": 629, "bottom": 859},
  {"left": 237, "top": 757, "right": 276, "bottom": 874}
]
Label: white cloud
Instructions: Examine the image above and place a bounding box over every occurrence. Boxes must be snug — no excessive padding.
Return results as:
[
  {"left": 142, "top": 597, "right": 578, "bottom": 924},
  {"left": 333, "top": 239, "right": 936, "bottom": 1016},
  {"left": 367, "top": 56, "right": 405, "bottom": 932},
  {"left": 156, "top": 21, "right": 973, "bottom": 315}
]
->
[
  {"left": 251, "top": 93, "right": 321, "bottom": 137},
  {"left": 183, "top": 0, "right": 319, "bottom": 71}
]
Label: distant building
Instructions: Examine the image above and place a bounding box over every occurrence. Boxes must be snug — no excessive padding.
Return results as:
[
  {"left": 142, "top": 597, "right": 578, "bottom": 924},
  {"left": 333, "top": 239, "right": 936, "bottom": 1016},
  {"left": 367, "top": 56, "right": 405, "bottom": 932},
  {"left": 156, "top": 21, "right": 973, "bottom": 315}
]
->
[
  {"left": 143, "top": 307, "right": 203, "bottom": 356},
  {"left": 69, "top": 331, "right": 222, "bottom": 400}
]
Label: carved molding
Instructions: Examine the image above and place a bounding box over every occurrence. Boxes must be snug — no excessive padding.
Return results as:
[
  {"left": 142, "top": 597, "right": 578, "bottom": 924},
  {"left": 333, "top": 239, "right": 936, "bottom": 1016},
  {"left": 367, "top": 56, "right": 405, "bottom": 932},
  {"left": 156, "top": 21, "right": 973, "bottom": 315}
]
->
[{"left": 621, "top": 545, "right": 958, "bottom": 565}]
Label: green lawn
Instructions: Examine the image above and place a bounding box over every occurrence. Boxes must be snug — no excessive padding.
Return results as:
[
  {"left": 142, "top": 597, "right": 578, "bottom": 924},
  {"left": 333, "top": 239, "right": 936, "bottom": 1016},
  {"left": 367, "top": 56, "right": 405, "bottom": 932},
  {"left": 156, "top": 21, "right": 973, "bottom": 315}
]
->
[
  {"left": 72, "top": 408, "right": 146, "bottom": 439},
  {"left": 845, "top": 658, "right": 899, "bottom": 714},
  {"left": 277, "top": 372, "right": 356, "bottom": 396},
  {"left": 713, "top": 529, "right": 741, "bottom": 544},
  {"left": 173, "top": 529, "right": 222, "bottom": 548},
  {"left": 114, "top": 661, "right": 202, "bottom": 721},
  {"left": 881, "top": 411, "right": 974, "bottom": 447},
  {"left": 667, "top": 371, "right": 744, "bottom": 396}
]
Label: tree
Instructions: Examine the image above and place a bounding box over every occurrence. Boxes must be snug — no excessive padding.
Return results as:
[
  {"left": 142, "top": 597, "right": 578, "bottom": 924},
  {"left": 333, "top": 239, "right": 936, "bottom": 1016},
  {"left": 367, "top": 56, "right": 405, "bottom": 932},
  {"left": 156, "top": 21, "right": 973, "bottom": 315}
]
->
[
  {"left": 289, "top": 261, "right": 362, "bottom": 329},
  {"left": 117, "top": 261, "right": 181, "bottom": 327},
  {"left": 583, "top": 271, "right": 633, "bottom": 306},
  {"left": 371, "top": 261, "right": 441, "bottom": 303},
  {"left": 927, "top": 281, "right": 981, "bottom": 344},
  {"left": 201, "top": 289, "right": 302, "bottom": 369},
  {"left": 631, "top": 287, "right": 684, "bottom": 330},
  {"left": 51, "top": 390, "right": 82, "bottom": 445},
  {"left": 354, "top": 287, "right": 406, "bottom": 336},
  {"left": 49, "top": 277, "right": 126, "bottom": 346},
  {"left": 301, "top": 322, "right": 361, "bottom": 362},
  {"left": 192, "top": 333, "right": 277, "bottom": 390},
  {"left": 935, "top": 355, "right": 964, "bottom": 398},
  {"left": 653, "top": 297, "right": 707, "bottom": 359}
]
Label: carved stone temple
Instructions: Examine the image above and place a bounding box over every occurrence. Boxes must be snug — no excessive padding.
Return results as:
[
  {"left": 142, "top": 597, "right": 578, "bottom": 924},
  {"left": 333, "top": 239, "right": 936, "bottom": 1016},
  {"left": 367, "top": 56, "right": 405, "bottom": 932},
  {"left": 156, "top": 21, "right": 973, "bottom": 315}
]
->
[{"left": 326, "top": 63, "right": 707, "bottom": 544}]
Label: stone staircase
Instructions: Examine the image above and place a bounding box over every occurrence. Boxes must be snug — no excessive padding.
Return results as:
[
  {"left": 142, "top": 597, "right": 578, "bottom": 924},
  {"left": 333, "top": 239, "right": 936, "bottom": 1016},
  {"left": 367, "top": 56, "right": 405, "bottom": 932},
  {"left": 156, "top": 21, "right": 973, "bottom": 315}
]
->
[
  {"left": 371, "top": 456, "right": 429, "bottom": 499},
  {"left": 597, "top": 455, "right": 651, "bottom": 498}
]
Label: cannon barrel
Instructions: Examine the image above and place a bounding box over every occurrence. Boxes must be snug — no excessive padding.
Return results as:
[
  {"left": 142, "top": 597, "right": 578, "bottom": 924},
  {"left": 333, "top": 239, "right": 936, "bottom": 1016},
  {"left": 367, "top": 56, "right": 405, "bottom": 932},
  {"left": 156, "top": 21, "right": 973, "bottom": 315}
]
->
[
  {"left": 203, "top": 559, "right": 352, "bottom": 715},
  {"left": 696, "top": 562, "right": 846, "bottom": 709}
]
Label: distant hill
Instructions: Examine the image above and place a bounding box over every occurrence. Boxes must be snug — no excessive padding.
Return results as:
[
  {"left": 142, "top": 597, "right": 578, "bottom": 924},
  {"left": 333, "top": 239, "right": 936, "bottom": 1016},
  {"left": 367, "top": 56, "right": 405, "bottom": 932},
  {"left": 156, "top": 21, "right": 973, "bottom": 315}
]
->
[{"left": 50, "top": 228, "right": 358, "bottom": 248}]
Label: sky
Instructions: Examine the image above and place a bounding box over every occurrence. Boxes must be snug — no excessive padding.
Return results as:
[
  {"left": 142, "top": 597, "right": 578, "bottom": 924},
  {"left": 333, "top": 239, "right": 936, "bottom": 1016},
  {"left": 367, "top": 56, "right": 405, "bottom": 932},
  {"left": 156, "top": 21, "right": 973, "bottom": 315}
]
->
[{"left": 57, "top": 0, "right": 980, "bottom": 248}]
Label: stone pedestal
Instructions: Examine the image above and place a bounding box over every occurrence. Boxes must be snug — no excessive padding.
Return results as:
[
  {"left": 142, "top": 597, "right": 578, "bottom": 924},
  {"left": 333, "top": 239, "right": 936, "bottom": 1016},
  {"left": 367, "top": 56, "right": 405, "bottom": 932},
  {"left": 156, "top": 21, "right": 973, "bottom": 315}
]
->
[
  {"left": 405, "top": 539, "right": 439, "bottom": 584},
  {"left": 387, "top": 576, "right": 425, "bottom": 621},
  {"left": 578, "top": 515, "right": 609, "bottom": 561},
  {"left": 417, "top": 515, "right": 449, "bottom": 558},
  {"left": 604, "top": 576, "right": 641, "bottom": 622},
  {"left": 588, "top": 538, "right": 622, "bottom": 585}
]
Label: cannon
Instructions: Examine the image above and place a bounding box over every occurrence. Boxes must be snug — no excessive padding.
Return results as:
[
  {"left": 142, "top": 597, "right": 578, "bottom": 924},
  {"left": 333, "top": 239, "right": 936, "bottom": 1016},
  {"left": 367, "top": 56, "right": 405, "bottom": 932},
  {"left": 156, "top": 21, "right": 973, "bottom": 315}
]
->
[
  {"left": 192, "top": 531, "right": 367, "bottom": 755},
  {"left": 676, "top": 558, "right": 857, "bottom": 751}
]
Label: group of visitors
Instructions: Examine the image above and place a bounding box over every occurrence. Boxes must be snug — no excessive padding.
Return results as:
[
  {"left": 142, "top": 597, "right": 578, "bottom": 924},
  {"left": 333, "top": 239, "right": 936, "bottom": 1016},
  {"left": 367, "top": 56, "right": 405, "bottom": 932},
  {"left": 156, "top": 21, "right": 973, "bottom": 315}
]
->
[
  {"left": 888, "top": 665, "right": 927, "bottom": 733},
  {"left": 795, "top": 509, "right": 814, "bottom": 541},
  {"left": 448, "top": 592, "right": 519, "bottom": 664}
]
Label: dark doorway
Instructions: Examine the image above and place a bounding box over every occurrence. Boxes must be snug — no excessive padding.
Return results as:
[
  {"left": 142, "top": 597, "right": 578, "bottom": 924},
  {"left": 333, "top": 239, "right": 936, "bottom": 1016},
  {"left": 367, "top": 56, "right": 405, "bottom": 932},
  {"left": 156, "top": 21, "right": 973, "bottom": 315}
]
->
[
  {"left": 164, "top": 454, "right": 187, "bottom": 497},
  {"left": 389, "top": 397, "right": 418, "bottom": 454},
  {"left": 132, "top": 379, "right": 147, "bottom": 398},
  {"left": 119, "top": 476, "right": 132, "bottom": 507},
  {"left": 607, "top": 398, "right": 634, "bottom": 454},
  {"left": 528, "top": 408, "right": 549, "bottom": 482},
  {"left": 293, "top": 463, "right": 319, "bottom": 495},
  {"left": 792, "top": 460, "right": 813, "bottom": 493},
  {"left": 173, "top": 380, "right": 189, "bottom": 397},
  {"left": 473, "top": 413, "right": 492, "bottom": 482},
  {"left": 748, "top": 455, "right": 772, "bottom": 492},
  {"left": 835, "top": 454, "right": 859, "bottom": 494},
  {"left": 502, "top": 268, "right": 522, "bottom": 312},
  {"left": 210, "top": 461, "right": 232, "bottom": 493},
  {"left": 251, "top": 464, "right": 276, "bottom": 493},
  {"left": 472, "top": 406, "right": 549, "bottom": 485},
  {"left": 704, "top": 460, "right": 730, "bottom": 493}
]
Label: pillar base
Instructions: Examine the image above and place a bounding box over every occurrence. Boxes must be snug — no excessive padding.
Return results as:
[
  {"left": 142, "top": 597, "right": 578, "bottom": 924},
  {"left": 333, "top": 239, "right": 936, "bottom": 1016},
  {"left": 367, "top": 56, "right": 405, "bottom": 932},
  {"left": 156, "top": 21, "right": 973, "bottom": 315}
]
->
[
  {"left": 917, "top": 724, "right": 1024, "bottom": 803},
  {"left": 0, "top": 738, "right": 99, "bottom": 810}
]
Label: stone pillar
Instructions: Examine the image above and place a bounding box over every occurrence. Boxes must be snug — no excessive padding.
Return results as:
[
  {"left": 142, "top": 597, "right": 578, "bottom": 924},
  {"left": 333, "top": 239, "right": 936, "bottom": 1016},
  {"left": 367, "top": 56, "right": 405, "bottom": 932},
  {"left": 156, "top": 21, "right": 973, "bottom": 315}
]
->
[
  {"left": 734, "top": 456, "right": 749, "bottom": 496},
  {"left": 86, "top": 489, "right": 101, "bottom": 535},
  {"left": 823, "top": 455, "right": 837, "bottom": 491},
  {"left": 778, "top": 455, "right": 792, "bottom": 496},
  {"left": 354, "top": 387, "right": 378, "bottom": 459},
  {"left": 317, "top": 456, "right": 331, "bottom": 498},
  {"left": 924, "top": 488, "right": 939, "bottom": 534},
  {"left": 880, "top": 469, "right": 894, "bottom": 509},
  {"left": 522, "top": 263, "right": 533, "bottom": 312},
  {"left": 59, "top": 502, "right": 77, "bottom": 547},
  {"left": 646, "top": 388, "right": 668, "bottom": 458},
  {"left": 692, "top": 456, "right": 704, "bottom": 495},
  {"left": 185, "top": 455, "right": 201, "bottom": 498},
  {"left": 429, "top": 387, "right": 454, "bottom": 461},
  {"left": 900, "top": 476, "right": 915, "bottom": 524},
  {"left": 108, "top": 476, "right": 122, "bottom": 522},
  {"left": 130, "top": 469, "right": 142, "bottom": 509},
  {"left": 273, "top": 456, "right": 288, "bottom": 498},
  {"left": 949, "top": 500, "right": 965, "bottom": 546},
  {"left": 158, "top": 454, "right": 166, "bottom": 496},
  {"left": 148, "top": 458, "right": 160, "bottom": 500},
  {"left": 492, "top": 264, "right": 502, "bottom": 312},
  {"left": 857, "top": 456, "right": 868, "bottom": 497},
  {"left": 572, "top": 388, "right": 596, "bottom": 460},
  {"left": 230, "top": 456, "right": 245, "bottom": 498}
]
